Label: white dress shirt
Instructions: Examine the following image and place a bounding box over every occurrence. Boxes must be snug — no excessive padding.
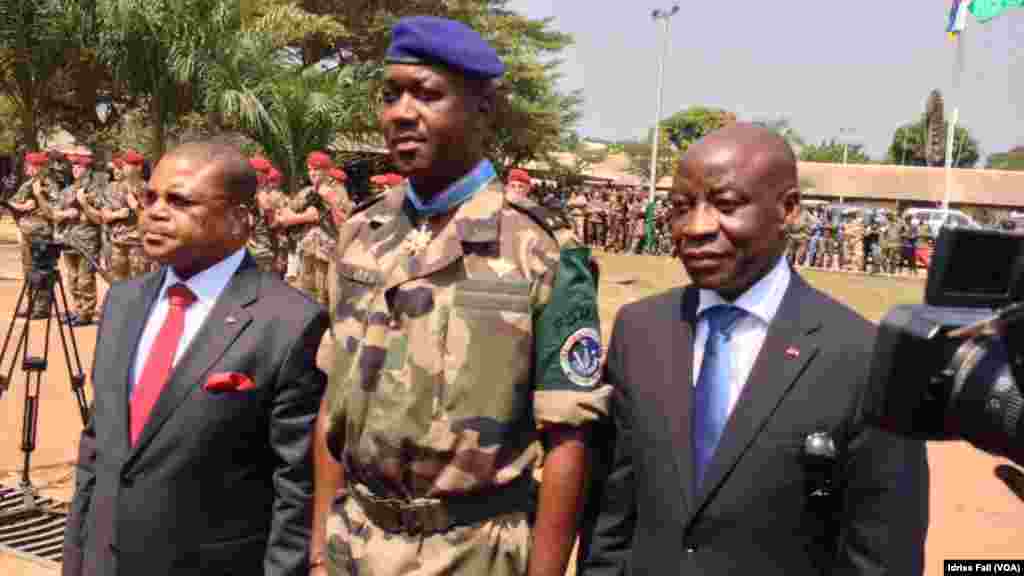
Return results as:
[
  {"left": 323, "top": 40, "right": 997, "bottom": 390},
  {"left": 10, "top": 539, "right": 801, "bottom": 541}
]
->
[
  {"left": 692, "top": 256, "right": 792, "bottom": 416},
  {"left": 131, "top": 248, "right": 247, "bottom": 395}
]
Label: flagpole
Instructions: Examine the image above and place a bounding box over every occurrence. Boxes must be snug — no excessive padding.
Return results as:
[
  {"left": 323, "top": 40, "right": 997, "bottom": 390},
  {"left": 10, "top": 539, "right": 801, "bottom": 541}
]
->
[{"left": 944, "top": 13, "right": 968, "bottom": 215}]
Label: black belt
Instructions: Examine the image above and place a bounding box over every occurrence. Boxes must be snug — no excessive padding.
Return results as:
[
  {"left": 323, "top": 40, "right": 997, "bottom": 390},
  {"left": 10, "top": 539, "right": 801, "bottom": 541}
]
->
[{"left": 348, "top": 473, "right": 535, "bottom": 536}]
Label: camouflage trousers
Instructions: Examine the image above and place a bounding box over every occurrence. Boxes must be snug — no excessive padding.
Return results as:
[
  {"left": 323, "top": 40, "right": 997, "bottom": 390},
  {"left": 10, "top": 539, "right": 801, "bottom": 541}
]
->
[
  {"left": 110, "top": 243, "right": 150, "bottom": 282},
  {"left": 253, "top": 253, "right": 276, "bottom": 275},
  {"left": 300, "top": 252, "right": 329, "bottom": 306},
  {"left": 63, "top": 252, "right": 97, "bottom": 321},
  {"left": 326, "top": 493, "right": 531, "bottom": 576}
]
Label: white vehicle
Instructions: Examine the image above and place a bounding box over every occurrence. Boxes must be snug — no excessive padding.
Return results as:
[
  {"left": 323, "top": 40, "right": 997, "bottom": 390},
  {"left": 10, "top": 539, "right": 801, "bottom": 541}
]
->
[{"left": 903, "top": 208, "right": 982, "bottom": 236}]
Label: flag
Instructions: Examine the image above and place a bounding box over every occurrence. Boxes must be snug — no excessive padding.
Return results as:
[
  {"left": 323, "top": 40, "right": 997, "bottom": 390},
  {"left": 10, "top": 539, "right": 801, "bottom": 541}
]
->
[
  {"left": 947, "top": 0, "right": 972, "bottom": 39},
  {"left": 970, "top": 0, "right": 1024, "bottom": 22},
  {"left": 639, "top": 200, "right": 656, "bottom": 253}
]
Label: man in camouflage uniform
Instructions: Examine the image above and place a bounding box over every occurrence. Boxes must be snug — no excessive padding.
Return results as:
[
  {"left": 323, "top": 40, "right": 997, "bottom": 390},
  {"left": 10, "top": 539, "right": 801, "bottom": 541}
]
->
[
  {"left": 311, "top": 16, "right": 607, "bottom": 576},
  {"left": 881, "top": 212, "right": 902, "bottom": 274},
  {"left": 841, "top": 213, "right": 864, "bottom": 272},
  {"left": 10, "top": 152, "right": 59, "bottom": 318},
  {"left": 50, "top": 152, "right": 105, "bottom": 325},
  {"left": 504, "top": 168, "right": 531, "bottom": 203},
  {"left": 100, "top": 150, "right": 149, "bottom": 280},
  {"left": 247, "top": 156, "right": 279, "bottom": 273},
  {"left": 276, "top": 151, "right": 332, "bottom": 303},
  {"left": 264, "top": 167, "right": 289, "bottom": 278},
  {"left": 565, "top": 188, "right": 587, "bottom": 242}
]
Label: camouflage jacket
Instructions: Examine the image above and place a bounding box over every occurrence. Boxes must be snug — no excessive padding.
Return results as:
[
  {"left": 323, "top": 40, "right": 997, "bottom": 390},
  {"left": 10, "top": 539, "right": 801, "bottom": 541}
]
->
[
  {"left": 324, "top": 179, "right": 608, "bottom": 499},
  {"left": 104, "top": 180, "right": 143, "bottom": 244},
  {"left": 247, "top": 188, "right": 278, "bottom": 260},
  {"left": 56, "top": 173, "right": 104, "bottom": 248},
  {"left": 288, "top": 185, "right": 318, "bottom": 247},
  {"left": 11, "top": 177, "right": 59, "bottom": 237}
]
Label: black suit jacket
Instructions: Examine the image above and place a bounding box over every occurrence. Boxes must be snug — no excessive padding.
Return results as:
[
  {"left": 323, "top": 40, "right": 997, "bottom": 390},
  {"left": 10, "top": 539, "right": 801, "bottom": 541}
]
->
[
  {"left": 62, "top": 253, "right": 328, "bottom": 576},
  {"left": 580, "top": 272, "right": 929, "bottom": 575}
]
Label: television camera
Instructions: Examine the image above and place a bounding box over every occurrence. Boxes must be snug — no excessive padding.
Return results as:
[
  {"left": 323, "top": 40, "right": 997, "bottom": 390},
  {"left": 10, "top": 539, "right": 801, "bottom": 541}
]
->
[{"left": 865, "top": 226, "right": 1024, "bottom": 468}]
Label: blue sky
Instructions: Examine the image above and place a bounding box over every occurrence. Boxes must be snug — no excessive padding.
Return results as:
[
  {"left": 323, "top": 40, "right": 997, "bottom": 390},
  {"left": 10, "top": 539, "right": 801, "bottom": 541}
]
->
[{"left": 506, "top": 0, "right": 1023, "bottom": 163}]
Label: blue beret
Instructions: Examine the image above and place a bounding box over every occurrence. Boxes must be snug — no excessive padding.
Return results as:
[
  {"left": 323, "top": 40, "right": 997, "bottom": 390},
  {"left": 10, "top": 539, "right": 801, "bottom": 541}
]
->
[{"left": 385, "top": 16, "right": 505, "bottom": 80}]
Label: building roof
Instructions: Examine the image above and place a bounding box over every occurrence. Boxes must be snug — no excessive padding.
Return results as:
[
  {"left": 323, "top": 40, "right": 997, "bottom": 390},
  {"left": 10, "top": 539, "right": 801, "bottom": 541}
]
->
[{"left": 798, "top": 162, "right": 1024, "bottom": 208}]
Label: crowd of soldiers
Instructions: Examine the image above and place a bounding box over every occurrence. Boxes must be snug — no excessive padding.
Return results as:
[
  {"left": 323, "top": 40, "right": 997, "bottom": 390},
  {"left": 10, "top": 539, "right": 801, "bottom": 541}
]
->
[
  {"left": 4, "top": 147, "right": 406, "bottom": 322},
  {"left": 786, "top": 204, "right": 935, "bottom": 276}
]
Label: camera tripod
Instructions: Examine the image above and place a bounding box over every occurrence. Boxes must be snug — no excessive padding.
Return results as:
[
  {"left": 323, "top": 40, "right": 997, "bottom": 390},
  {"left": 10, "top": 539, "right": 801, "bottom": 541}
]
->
[{"left": 0, "top": 263, "right": 88, "bottom": 516}]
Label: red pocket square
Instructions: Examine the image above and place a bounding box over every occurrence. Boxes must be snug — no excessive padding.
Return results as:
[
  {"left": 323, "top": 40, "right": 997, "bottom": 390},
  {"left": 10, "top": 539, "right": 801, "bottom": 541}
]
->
[{"left": 204, "top": 372, "right": 256, "bottom": 393}]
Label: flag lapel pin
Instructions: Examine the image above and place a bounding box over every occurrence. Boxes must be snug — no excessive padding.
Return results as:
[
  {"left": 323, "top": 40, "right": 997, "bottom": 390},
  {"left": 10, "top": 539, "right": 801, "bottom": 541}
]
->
[{"left": 785, "top": 346, "right": 800, "bottom": 358}]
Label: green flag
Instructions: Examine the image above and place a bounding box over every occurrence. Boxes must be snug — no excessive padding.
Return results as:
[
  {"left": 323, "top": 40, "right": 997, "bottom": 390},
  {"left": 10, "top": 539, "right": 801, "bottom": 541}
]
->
[{"left": 970, "top": 0, "right": 1024, "bottom": 23}]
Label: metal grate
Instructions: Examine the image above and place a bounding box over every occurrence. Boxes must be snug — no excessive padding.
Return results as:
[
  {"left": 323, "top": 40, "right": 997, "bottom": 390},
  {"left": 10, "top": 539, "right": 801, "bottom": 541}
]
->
[{"left": 0, "top": 484, "right": 66, "bottom": 564}]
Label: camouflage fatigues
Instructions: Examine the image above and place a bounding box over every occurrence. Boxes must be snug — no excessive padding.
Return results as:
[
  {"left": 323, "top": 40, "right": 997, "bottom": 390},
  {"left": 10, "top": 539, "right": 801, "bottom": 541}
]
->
[
  {"left": 323, "top": 179, "right": 607, "bottom": 576},
  {"left": 57, "top": 174, "right": 104, "bottom": 321},
  {"left": 566, "top": 193, "right": 587, "bottom": 242},
  {"left": 293, "top": 184, "right": 346, "bottom": 306},
  {"left": 882, "top": 220, "right": 902, "bottom": 273},
  {"left": 13, "top": 177, "right": 58, "bottom": 315},
  {"left": 842, "top": 219, "right": 864, "bottom": 271},
  {"left": 103, "top": 180, "right": 149, "bottom": 281},
  {"left": 248, "top": 188, "right": 279, "bottom": 273}
]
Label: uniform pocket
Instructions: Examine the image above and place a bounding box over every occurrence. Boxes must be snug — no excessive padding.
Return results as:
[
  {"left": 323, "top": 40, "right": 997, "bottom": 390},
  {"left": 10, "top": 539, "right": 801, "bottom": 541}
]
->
[{"left": 443, "top": 280, "right": 533, "bottom": 426}]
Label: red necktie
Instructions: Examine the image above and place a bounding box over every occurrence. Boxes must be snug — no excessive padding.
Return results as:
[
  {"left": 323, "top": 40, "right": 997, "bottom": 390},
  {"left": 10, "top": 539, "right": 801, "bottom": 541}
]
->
[{"left": 130, "top": 283, "right": 196, "bottom": 445}]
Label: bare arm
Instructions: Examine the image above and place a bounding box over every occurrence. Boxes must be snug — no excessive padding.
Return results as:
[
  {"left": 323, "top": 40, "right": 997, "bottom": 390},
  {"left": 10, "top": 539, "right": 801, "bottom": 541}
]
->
[
  {"left": 309, "top": 395, "right": 344, "bottom": 575},
  {"left": 528, "top": 425, "right": 588, "bottom": 576}
]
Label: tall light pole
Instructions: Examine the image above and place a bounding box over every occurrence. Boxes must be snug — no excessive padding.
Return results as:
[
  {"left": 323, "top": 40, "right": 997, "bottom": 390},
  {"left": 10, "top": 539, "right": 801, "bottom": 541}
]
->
[
  {"left": 839, "top": 127, "right": 855, "bottom": 205},
  {"left": 648, "top": 4, "right": 680, "bottom": 204}
]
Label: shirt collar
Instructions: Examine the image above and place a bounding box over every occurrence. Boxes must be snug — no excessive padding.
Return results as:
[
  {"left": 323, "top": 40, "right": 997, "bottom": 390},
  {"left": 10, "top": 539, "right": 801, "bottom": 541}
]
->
[
  {"left": 697, "top": 256, "right": 792, "bottom": 326},
  {"left": 159, "top": 248, "right": 247, "bottom": 306}
]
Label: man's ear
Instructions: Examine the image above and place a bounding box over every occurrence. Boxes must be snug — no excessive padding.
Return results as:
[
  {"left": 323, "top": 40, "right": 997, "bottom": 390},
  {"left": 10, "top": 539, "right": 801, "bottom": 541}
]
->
[{"left": 780, "top": 186, "right": 801, "bottom": 228}]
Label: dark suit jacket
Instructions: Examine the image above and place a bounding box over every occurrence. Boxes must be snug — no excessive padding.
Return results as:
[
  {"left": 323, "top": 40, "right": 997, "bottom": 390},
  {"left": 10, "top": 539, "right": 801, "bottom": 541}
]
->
[
  {"left": 579, "top": 272, "right": 929, "bottom": 575},
  {"left": 61, "top": 253, "right": 328, "bottom": 576}
]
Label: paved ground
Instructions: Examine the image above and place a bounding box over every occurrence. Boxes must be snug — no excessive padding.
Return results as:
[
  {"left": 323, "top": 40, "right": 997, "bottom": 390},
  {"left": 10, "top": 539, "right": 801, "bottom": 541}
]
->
[{"left": 0, "top": 240, "right": 1021, "bottom": 575}]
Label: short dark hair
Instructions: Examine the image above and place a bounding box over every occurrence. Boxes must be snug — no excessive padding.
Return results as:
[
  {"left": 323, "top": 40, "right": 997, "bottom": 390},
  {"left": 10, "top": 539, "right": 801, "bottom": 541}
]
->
[{"left": 165, "top": 141, "right": 258, "bottom": 207}]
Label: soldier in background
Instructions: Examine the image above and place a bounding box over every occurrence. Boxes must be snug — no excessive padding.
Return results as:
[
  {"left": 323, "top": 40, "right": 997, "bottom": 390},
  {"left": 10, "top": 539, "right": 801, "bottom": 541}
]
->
[
  {"left": 505, "top": 168, "right": 532, "bottom": 203},
  {"left": 881, "top": 212, "right": 903, "bottom": 274},
  {"left": 842, "top": 212, "right": 864, "bottom": 272},
  {"left": 265, "top": 167, "right": 289, "bottom": 278},
  {"left": 10, "top": 152, "right": 59, "bottom": 318},
  {"left": 566, "top": 188, "right": 587, "bottom": 242},
  {"left": 247, "top": 156, "right": 278, "bottom": 273},
  {"left": 901, "top": 215, "right": 919, "bottom": 276},
  {"left": 101, "top": 150, "right": 149, "bottom": 280},
  {"left": 277, "top": 150, "right": 330, "bottom": 302},
  {"left": 47, "top": 151, "right": 105, "bottom": 326}
]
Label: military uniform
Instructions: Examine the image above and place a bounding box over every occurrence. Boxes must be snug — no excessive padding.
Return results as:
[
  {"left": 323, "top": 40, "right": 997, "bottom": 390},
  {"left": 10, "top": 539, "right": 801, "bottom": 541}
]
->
[
  {"left": 842, "top": 217, "right": 864, "bottom": 271},
  {"left": 249, "top": 190, "right": 278, "bottom": 273},
  {"left": 323, "top": 175, "right": 608, "bottom": 575},
  {"left": 12, "top": 168, "right": 58, "bottom": 316},
  {"left": 293, "top": 185, "right": 330, "bottom": 304},
  {"left": 104, "top": 179, "right": 148, "bottom": 280},
  {"left": 56, "top": 172, "right": 104, "bottom": 323},
  {"left": 566, "top": 192, "right": 587, "bottom": 242}
]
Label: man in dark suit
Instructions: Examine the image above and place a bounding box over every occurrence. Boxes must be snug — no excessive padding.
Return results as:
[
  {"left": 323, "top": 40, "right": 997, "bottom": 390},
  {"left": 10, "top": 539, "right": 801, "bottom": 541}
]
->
[
  {"left": 61, "top": 142, "right": 329, "bottom": 576},
  {"left": 580, "top": 124, "right": 929, "bottom": 575}
]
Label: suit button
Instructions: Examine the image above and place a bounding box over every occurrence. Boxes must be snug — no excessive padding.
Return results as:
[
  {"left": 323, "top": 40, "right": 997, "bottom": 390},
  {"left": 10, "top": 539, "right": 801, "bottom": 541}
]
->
[{"left": 686, "top": 546, "right": 697, "bottom": 554}]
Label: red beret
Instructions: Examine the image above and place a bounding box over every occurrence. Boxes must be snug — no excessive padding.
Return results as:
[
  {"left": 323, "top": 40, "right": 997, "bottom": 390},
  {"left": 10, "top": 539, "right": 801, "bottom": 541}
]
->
[
  {"left": 370, "top": 175, "right": 387, "bottom": 185},
  {"left": 70, "top": 155, "right": 94, "bottom": 167},
  {"left": 249, "top": 156, "right": 272, "bottom": 173},
  {"left": 328, "top": 168, "right": 348, "bottom": 182},
  {"left": 306, "top": 151, "right": 332, "bottom": 169},
  {"left": 507, "top": 168, "right": 530, "bottom": 185},
  {"left": 385, "top": 173, "right": 404, "bottom": 186},
  {"left": 111, "top": 156, "right": 125, "bottom": 168},
  {"left": 267, "top": 168, "right": 283, "bottom": 184},
  {"left": 25, "top": 152, "right": 49, "bottom": 166},
  {"left": 121, "top": 150, "right": 145, "bottom": 165}
]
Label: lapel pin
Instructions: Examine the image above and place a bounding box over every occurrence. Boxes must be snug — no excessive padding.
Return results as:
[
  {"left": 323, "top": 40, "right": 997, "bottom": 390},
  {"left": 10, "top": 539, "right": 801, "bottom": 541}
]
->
[
  {"left": 785, "top": 346, "right": 800, "bottom": 358},
  {"left": 225, "top": 316, "right": 237, "bottom": 324}
]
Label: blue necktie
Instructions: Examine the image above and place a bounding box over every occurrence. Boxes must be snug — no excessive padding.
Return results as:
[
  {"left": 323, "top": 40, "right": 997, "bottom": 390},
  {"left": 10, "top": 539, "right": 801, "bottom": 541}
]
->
[{"left": 693, "top": 304, "right": 746, "bottom": 491}]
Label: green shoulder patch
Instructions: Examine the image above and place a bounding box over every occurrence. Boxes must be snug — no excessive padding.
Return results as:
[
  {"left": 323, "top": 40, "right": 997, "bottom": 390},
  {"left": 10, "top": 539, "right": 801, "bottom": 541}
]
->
[
  {"left": 533, "top": 246, "right": 602, "bottom": 391},
  {"left": 507, "top": 198, "right": 572, "bottom": 241}
]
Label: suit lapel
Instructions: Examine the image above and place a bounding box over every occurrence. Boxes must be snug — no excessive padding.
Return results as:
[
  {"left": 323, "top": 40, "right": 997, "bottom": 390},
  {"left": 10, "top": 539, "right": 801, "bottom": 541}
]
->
[
  {"left": 657, "top": 287, "right": 698, "bottom": 515},
  {"left": 688, "top": 274, "right": 822, "bottom": 522},
  {"left": 125, "top": 256, "right": 260, "bottom": 467},
  {"left": 114, "top": 270, "right": 166, "bottom": 456}
]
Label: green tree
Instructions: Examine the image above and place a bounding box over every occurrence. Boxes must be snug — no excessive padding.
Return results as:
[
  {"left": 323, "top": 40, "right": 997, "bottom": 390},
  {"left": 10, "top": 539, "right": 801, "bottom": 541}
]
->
[
  {"left": 661, "top": 106, "right": 737, "bottom": 154},
  {"left": 753, "top": 117, "right": 806, "bottom": 151},
  {"left": 0, "top": 0, "right": 85, "bottom": 153},
  {"left": 800, "top": 138, "right": 873, "bottom": 164},
  {"left": 887, "top": 117, "right": 980, "bottom": 168},
  {"left": 986, "top": 147, "right": 1024, "bottom": 170}
]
